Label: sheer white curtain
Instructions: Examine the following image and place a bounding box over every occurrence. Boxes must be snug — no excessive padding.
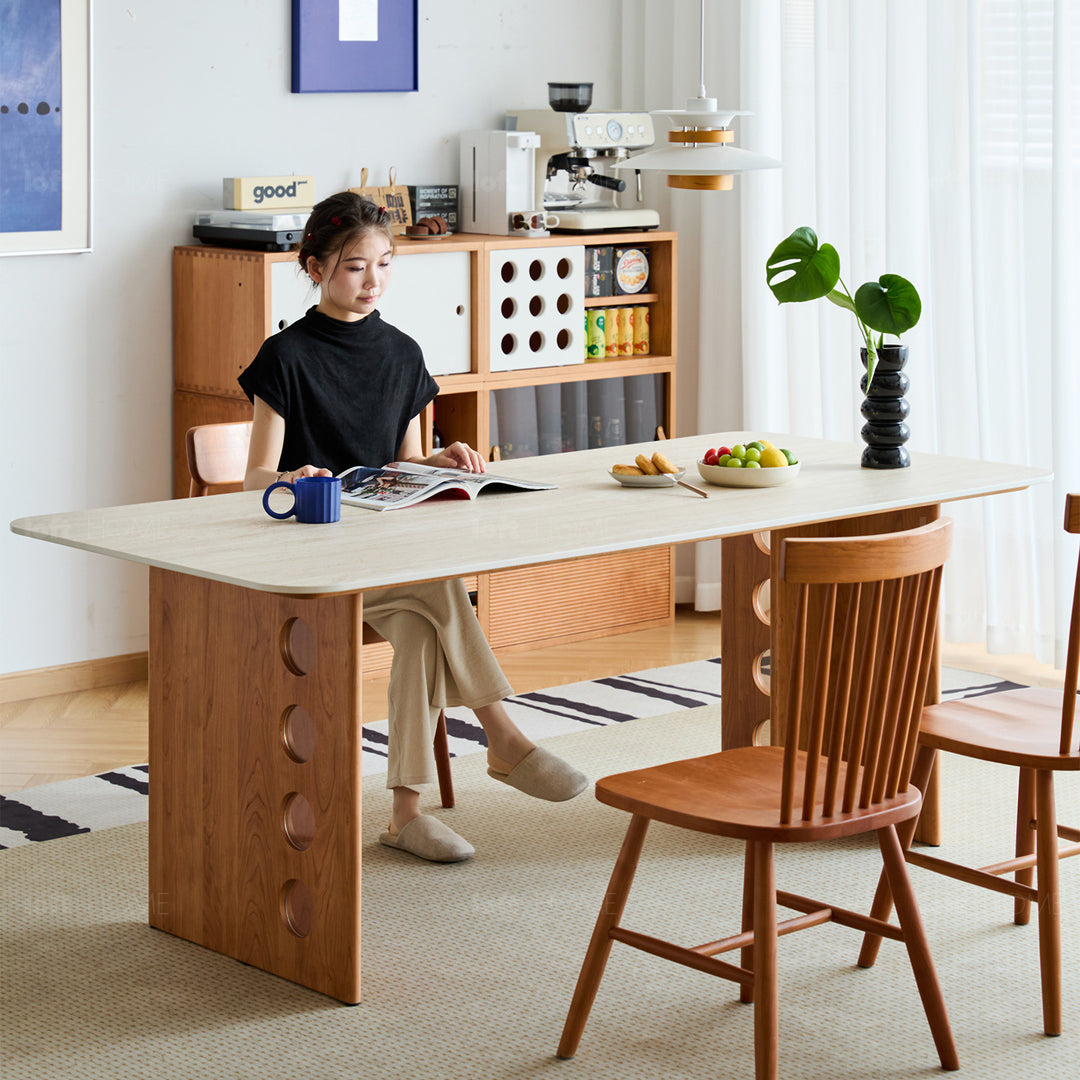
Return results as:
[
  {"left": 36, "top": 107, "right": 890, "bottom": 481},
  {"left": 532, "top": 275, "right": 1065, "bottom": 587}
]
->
[
  {"left": 626, "top": 0, "right": 1079, "bottom": 666},
  {"left": 739, "top": 0, "right": 1079, "bottom": 666}
]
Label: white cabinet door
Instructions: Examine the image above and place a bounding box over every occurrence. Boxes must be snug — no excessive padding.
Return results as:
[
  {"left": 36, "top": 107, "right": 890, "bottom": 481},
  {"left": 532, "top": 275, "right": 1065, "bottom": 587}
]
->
[
  {"left": 378, "top": 251, "right": 471, "bottom": 375},
  {"left": 269, "top": 251, "right": 471, "bottom": 376}
]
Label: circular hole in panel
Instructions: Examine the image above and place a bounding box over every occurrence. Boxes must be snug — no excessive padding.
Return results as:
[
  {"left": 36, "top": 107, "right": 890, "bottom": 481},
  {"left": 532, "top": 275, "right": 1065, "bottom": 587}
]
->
[
  {"left": 501, "top": 297, "right": 517, "bottom": 320},
  {"left": 280, "top": 878, "right": 314, "bottom": 938},
  {"left": 500, "top": 333, "right": 516, "bottom": 356},
  {"left": 752, "top": 579, "right": 771, "bottom": 625},
  {"left": 753, "top": 531, "right": 771, "bottom": 555},
  {"left": 280, "top": 617, "right": 315, "bottom": 676},
  {"left": 529, "top": 330, "right": 545, "bottom": 353},
  {"left": 529, "top": 295, "right": 545, "bottom": 317},
  {"left": 752, "top": 650, "right": 771, "bottom": 696},
  {"left": 281, "top": 705, "right": 315, "bottom": 763},
  {"left": 500, "top": 261, "right": 516, "bottom": 283},
  {"left": 556, "top": 328, "right": 572, "bottom": 350},
  {"left": 455, "top": 304, "right": 465, "bottom": 316},
  {"left": 752, "top": 719, "right": 772, "bottom": 747},
  {"left": 556, "top": 293, "right": 572, "bottom": 315},
  {"left": 282, "top": 792, "right": 316, "bottom": 850},
  {"left": 556, "top": 257, "right": 572, "bottom": 279},
  {"left": 528, "top": 259, "right": 545, "bottom": 281}
]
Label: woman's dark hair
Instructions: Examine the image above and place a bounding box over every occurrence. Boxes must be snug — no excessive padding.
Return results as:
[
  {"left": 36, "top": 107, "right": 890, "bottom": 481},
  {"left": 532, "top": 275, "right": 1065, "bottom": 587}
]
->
[{"left": 297, "top": 191, "right": 394, "bottom": 275}]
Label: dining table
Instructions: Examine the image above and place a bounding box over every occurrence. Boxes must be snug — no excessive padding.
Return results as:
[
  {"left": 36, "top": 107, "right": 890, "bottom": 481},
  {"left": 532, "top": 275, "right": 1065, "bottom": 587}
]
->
[{"left": 10, "top": 432, "right": 1049, "bottom": 1003}]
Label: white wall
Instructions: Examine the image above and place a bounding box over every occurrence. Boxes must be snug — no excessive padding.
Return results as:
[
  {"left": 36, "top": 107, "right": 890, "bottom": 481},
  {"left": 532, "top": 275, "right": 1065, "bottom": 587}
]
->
[{"left": 0, "top": 0, "right": 631, "bottom": 675}]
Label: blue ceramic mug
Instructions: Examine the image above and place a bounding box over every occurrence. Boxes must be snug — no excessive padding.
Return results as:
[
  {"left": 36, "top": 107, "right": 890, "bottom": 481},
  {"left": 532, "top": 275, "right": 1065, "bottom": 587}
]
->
[{"left": 263, "top": 475, "right": 341, "bottom": 524}]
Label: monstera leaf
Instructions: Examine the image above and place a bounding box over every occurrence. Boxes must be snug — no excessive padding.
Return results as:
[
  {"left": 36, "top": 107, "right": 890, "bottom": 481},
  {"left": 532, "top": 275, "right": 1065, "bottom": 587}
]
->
[
  {"left": 764, "top": 226, "right": 922, "bottom": 391},
  {"left": 765, "top": 227, "right": 840, "bottom": 303},
  {"left": 854, "top": 275, "right": 922, "bottom": 336}
]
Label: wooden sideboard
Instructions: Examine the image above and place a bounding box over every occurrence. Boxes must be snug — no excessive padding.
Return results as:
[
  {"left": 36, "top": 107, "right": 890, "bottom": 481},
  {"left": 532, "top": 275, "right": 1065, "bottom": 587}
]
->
[{"left": 173, "top": 230, "right": 679, "bottom": 667}]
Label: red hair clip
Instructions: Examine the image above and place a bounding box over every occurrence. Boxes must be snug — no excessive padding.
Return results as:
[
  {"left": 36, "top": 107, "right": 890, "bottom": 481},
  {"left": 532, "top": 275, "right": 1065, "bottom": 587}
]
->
[
  {"left": 331, "top": 216, "right": 341, "bottom": 225},
  {"left": 379, "top": 206, "right": 386, "bottom": 213}
]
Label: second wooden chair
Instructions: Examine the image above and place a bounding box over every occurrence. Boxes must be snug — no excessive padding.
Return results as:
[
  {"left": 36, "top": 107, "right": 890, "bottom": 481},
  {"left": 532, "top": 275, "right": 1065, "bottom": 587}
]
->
[{"left": 859, "top": 493, "right": 1080, "bottom": 1035}]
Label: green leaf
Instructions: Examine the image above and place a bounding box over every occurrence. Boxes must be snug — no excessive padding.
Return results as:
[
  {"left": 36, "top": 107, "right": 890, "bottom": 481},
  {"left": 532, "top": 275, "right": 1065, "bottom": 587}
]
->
[
  {"left": 765, "top": 227, "right": 841, "bottom": 304},
  {"left": 826, "top": 288, "right": 855, "bottom": 314},
  {"left": 853, "top": 274, "right": 922, "bottom": 336}
]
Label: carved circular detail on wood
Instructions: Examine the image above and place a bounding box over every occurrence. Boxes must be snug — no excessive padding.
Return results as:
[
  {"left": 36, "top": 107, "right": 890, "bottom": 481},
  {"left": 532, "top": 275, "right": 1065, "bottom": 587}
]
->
[
  {"left": 280, "top": 878, "right": 314, "bottom": 938},
  {"left": 281, "top": 705, "right": 315, "bottom": 763},
  {"left": 752, "top": 579, "right": 771, "bottom": 625},
  {"left": 752, "top": 649, "right": 771, "bottom": 696},
  {"left": 282, "top": 791, "right": 316, "bottom": 851},
  {"left": 280, "top": 616, "right": 315, "bottom": 676}
]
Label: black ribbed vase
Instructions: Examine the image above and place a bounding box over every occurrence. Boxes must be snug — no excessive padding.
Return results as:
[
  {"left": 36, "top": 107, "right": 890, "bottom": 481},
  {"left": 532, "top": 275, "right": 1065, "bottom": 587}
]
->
[{"left": 860, "top": 344, "right": 910, "bottom": 469}]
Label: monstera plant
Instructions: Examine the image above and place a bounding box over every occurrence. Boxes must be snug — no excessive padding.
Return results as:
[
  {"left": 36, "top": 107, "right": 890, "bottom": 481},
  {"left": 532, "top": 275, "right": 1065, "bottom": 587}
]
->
[{"left": 765, "top": 226, "right": 922, "bottom": 389}]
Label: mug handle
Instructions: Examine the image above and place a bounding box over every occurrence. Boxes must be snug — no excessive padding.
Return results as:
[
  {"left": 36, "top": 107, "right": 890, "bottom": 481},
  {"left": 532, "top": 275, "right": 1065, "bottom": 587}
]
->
[
  {"left": 262, "top": 480, "right": 296, "bottom": 519},
  {"left": 546, "top": 213, "right": 560, "bottom": 228}
]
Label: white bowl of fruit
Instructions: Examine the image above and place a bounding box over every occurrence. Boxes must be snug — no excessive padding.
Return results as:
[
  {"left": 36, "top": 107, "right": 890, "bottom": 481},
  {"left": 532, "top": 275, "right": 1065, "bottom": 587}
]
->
[{"left": 697, "top": 440, "right": 801, "bottom": 488}]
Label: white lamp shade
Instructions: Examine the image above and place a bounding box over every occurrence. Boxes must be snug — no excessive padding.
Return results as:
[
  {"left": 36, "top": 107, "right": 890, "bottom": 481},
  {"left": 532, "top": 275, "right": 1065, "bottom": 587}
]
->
[{"left": 613, "top": 144, "right": 781, "bottom": 175}]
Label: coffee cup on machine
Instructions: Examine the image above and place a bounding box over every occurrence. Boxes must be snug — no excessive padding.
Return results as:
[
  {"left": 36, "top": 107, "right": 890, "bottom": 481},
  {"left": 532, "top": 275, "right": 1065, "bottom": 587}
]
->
[{"left": 510, "top": 210, "right": 560, "bottom": 236}]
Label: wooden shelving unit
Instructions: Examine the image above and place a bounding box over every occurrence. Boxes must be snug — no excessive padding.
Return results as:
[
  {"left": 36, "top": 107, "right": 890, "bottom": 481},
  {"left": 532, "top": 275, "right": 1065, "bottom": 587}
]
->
[{"left": 173, "top": 229, "right": 679, "bottom": 661}]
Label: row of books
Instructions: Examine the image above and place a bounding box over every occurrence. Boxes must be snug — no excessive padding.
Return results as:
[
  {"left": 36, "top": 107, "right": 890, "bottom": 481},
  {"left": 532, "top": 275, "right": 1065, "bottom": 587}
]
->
[{"left": 488, "top": 374, "right": 664, "bottom": 460}]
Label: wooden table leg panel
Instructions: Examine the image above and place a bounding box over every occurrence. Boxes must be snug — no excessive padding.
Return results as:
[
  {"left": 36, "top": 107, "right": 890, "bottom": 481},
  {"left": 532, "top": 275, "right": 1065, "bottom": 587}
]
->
[
  {"left": 720, "top": 534, "right": 772, "bottom": 749},
  {"left": 149, "top": 568, "right": 364, "bottom": 1003}
]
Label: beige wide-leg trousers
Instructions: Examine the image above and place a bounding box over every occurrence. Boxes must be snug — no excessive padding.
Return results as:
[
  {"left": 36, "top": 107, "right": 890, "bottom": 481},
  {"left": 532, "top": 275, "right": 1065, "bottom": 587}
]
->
[{"left": 362, "top": 578, "right": 513, "bottom": 790}]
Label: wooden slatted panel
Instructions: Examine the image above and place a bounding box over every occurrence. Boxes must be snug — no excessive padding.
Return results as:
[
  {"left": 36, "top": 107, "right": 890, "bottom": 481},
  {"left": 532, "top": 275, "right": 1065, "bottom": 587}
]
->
[{"left": 485, "top": 549, "right": 673, "bottom": 650}]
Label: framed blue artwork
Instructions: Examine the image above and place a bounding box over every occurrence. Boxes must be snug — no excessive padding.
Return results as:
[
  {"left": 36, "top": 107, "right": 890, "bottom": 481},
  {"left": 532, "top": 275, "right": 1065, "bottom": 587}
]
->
[
  {"left": 291, "top": 0, "right": 418, "bottom": 94},
  {"left": 0, "top": 0, "right": 92, "bottom": 255}
]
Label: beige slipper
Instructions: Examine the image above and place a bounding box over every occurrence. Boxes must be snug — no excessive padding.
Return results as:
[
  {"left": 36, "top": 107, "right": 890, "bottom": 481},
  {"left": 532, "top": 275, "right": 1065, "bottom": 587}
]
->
[
  {"left": 487, "top": 746, "right": 589, "bottom": 802},
  {"left": 379, "top": 814, "right": 475, "bottom": 863}
]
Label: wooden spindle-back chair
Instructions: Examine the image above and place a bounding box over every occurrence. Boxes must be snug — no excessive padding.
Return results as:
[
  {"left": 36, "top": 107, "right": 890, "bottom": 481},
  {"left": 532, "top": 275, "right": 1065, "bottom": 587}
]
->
[
  {"left": 860, "top": 493, "right": 1080, "bottom": 1035},
  {"left": 184, "top": 421, "right": 455, "bottom": 808},
  {"left": 557, "top": 519, "right": 958, "bottom": 1080}
]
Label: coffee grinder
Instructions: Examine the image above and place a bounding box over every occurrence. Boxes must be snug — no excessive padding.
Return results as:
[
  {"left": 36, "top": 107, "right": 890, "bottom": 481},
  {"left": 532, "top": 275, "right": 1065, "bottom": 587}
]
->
[{"left": 506, "top": 82, "right": 660, "bottom": 232}]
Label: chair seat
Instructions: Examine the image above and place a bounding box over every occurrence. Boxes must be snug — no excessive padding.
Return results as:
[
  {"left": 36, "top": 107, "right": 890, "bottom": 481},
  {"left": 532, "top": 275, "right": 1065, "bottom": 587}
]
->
[
  {"left": 921, "top": 688, "right": 1080, "bottom": 770},
  {"left": 596, "top": 745, "right": 923, "bottom": 844}
]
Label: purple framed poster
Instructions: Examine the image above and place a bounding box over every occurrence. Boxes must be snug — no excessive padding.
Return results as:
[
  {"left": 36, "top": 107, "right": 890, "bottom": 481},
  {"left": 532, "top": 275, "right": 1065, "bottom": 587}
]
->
[
  {"left": 0, "top": 0, "right": 91, "bottom": 255},
  {"left": 291, "top": 0, "right": 418, "bottom": 94}
]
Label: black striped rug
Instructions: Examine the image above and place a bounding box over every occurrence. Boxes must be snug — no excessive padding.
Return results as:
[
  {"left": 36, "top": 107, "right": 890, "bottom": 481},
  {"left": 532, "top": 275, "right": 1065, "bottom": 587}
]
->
[{"left": 0, "top": 660, "right": 1020, "bottom": 849}]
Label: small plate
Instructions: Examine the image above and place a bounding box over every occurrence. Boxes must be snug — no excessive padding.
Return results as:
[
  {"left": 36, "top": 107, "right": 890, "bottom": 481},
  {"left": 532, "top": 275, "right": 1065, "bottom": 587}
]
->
[
  {"left": 696, "top": 459, "right": 801, "bottom": 488},
  {"left": 609, "top": 468, "right": 686, "bottom": 488},
  {"left": 403, "top": 231, "right": 453, "bottom": 241}
]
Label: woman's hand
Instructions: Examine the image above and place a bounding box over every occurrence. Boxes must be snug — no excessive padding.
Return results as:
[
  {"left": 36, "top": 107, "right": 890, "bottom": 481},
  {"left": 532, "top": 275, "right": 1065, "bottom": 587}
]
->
[
  {"left": 279, "top": 464, "right": 333, "bottom": 482},
  {"left": 425, "top": 441, "right": 487, "bottom": 473}
]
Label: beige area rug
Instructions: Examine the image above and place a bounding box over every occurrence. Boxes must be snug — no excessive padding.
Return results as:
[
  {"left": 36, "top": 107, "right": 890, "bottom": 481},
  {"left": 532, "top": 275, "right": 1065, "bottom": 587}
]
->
[{"left": 2, "top": 707, "right": 1078, "bottom": 1080}]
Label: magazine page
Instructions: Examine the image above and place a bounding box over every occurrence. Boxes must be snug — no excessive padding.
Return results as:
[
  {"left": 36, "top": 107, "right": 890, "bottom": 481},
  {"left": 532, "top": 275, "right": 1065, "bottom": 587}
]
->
[
  {"left": 338, "top": 465, "right": 455, "bottom": 510},
  {"left": 338, "top": 462, "right": 557, "bottom": 511}
]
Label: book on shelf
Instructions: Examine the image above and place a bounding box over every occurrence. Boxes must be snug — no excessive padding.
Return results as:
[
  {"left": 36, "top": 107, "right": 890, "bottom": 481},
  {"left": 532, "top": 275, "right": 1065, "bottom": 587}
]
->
[{"left": 337, "top": 461, "right": 555, "bottom": 511}]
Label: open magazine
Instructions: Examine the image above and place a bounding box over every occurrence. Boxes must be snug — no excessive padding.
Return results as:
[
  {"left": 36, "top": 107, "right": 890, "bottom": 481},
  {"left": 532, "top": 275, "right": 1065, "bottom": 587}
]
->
[{"left": 337, "top": 461, "right": 556, "bottom": 511}]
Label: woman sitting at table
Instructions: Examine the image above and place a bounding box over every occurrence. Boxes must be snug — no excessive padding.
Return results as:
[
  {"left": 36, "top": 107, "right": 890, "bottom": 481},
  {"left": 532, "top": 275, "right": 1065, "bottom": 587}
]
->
[{"left": 239, "top": 192, "right": 587, "bottom": 864}]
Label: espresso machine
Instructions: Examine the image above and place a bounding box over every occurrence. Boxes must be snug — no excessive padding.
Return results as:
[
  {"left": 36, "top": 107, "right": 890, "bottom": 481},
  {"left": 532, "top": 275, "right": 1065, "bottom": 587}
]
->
[{"left": 507, "top": 82, "right": 660, "bottom": 232}]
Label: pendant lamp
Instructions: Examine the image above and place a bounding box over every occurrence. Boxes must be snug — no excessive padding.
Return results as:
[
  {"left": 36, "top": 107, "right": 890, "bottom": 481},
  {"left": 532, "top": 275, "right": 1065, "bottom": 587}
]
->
[{"left": 614, "top": 0, "right": 780, "bottom": 190}]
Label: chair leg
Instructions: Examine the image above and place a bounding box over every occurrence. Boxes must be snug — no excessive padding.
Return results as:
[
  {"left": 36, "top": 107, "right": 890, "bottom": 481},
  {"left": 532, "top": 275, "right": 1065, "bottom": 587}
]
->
[
  {"left": 1014, "top": 767, "right": 1036, "bottom": 925},
  {"left": 1034, "top": 769, "right": 1062, "bottom": 1036},
  {"left": 857, "top": 744, "right": 937, "bottom": 969},
  {"left": 751, "top": 840, "right": 778, "bottom": 1080},
  {"left": 557, "top": 815, "right": 650, "bottom": 1060},
  {"left": 878, "top": 824, "right": 959, "bottom": 1071},
  {"left": 740, "top": 840, "right": 756, "bottom": 1004},
  {"left": 433, "top": 709, "right": 454, "bottom": 809}
]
